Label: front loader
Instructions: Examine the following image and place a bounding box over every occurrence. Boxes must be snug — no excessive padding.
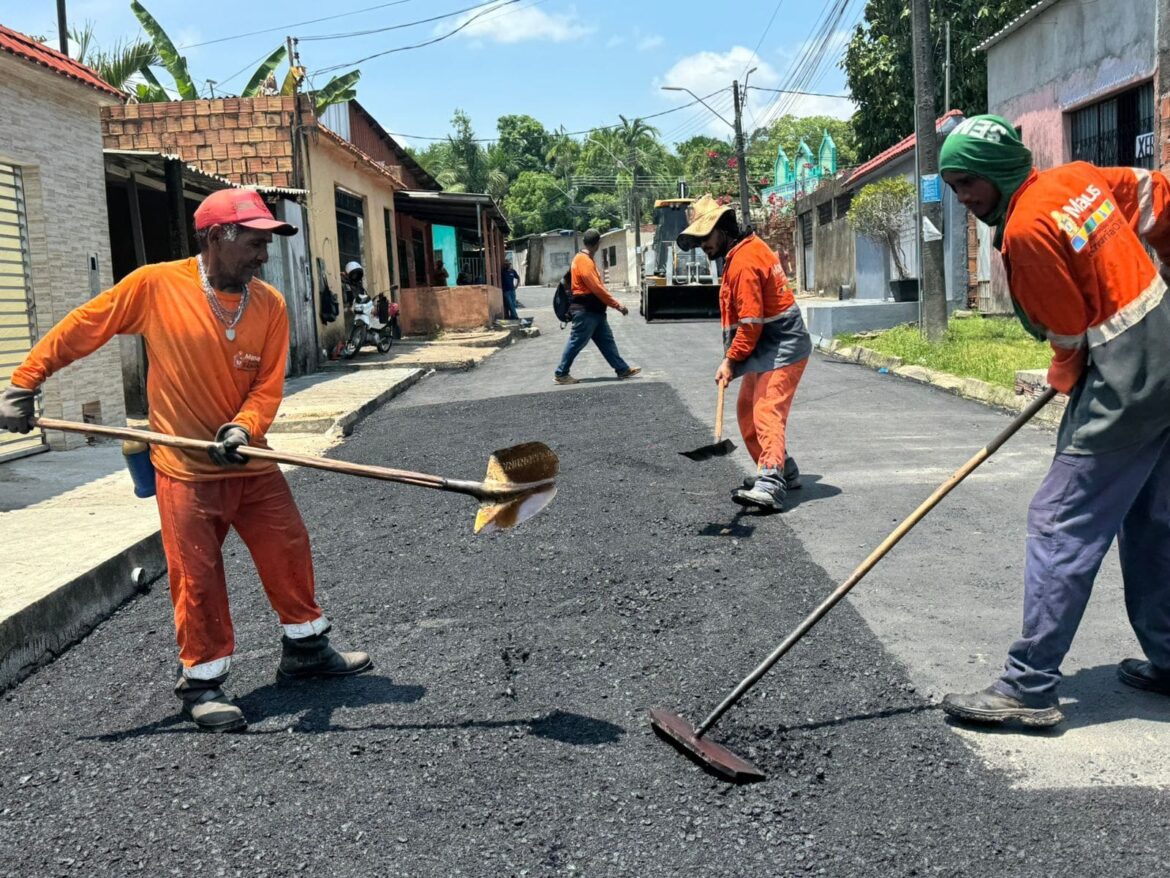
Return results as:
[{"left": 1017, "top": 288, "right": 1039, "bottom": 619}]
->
[{"left": 640, "top": 198, "right": 721, "bottom": 322}]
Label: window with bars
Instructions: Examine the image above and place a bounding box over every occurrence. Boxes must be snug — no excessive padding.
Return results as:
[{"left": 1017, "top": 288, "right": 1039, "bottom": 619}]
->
[
  {"left": 1070, "top": 82, "right": 1155, "bottom": 169},
  {"left": 835, "top": 192, "right": 853, "bottom": 219},
  {"left": 0, "top": 163, "right": 44, "bottom": 460},
  {"left": 817, "top": 202, "right": 833, "bottom": 226},
  {"left": 335, "top": 188, "right": 366, "bottom": 287}
]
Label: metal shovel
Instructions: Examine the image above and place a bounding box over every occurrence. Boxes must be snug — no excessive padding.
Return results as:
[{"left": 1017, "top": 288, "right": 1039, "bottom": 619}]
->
[
  {"left": 652, "top": 387, "right": 1059, "bottom": 782},
  {"left": 679, "top": 383, "right": 735, "bottom": 462},
  {"left": 33, "top": 417, "right": 558, "bottom": 534}
]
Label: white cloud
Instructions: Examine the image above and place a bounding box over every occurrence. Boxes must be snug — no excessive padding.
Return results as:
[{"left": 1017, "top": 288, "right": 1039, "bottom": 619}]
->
[
  {"left": 637, "top": 34, "right": 664, "bottom": 51},
  {"left": 657, "top": 44, "right": 854, "bottom": 138},
  {"left": 450, "top": 2, "right": 594, "bottom": 44}
]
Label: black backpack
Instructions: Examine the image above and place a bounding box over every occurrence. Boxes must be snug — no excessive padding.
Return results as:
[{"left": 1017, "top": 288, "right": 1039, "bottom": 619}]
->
[{"left": 552, "top": 276, "right": 572, "bottom": 326}]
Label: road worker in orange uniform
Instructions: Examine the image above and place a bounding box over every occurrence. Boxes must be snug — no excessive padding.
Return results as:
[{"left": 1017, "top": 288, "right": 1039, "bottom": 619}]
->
[
  {"left": 0, "top": 189, "right": 371, "bottom": 733},
  {"left": 677, "top": 196, "right": 811, "bottom": 512},
  {"left": 938, "top": 115, "right": 1170, "bottom": 728}
]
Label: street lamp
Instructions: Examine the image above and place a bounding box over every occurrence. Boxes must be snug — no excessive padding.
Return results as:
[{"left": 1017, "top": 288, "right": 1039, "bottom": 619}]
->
[{"left": 662, "top": 67, "right": 757, "bottom": 227}]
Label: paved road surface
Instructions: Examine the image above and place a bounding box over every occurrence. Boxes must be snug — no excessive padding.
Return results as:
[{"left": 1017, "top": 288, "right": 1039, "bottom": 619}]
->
[{"left": 1, "top": 286, "right": 1166, "bottom": 876}]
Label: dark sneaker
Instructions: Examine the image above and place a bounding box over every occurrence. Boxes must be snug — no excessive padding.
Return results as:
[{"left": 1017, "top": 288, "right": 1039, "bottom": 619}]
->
[
  {"left": 616, "top": 366, "right": 641, "bottom": 379},
  {"left": 554, "top": 374, "right": 579, "bottom": 385},
  {"left": 732, "top": 474, "right": 786, "bottom": 512},
  {"left": 1117, "top": 658, "right": 1170, "bottom": 695},
  {"left": 278, "top": 631, "right": 373, "bottom": 680},
  {"left": 742, "top": 457, "right": 802, "bottom": 491},
  {"left": 941, "top": 686, "right": 1063, "bottom": 728},
  {"left": 174, "top": 675, "right": 247, "bottom": 733}
]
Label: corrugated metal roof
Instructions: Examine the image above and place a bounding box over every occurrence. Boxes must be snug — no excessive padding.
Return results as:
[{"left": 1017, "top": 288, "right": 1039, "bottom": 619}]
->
[
  {"left": 976, "top": 0, "right": 1064, "bottom": 52},
  {"left": 0, "top": 23, "right": 123, "bottom": 98},
  {"left": 103, "top": 150, "right": 306, "bottom": 196}
]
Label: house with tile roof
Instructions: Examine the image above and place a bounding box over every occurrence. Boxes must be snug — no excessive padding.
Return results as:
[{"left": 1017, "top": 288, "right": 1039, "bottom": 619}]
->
[{"left": 0, "top": 24, "right": 124, "bottom": 457}]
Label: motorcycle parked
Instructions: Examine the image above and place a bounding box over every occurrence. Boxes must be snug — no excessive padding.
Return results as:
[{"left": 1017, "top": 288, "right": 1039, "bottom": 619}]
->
[{"left": 341, "top": 262, "right": 400, "bottom": 359}]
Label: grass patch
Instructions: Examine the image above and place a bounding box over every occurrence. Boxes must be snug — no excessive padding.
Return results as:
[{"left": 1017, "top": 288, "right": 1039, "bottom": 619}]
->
[{"left": 837, "top": 316, "right": 1051, "bottom": 388}]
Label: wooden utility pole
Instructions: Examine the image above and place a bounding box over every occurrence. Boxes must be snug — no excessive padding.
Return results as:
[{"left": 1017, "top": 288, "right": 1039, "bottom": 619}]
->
[
  {"left": 910, "top": 0, "right": 948, "bottom": 341},
  {"left": 732, "top": 80, "right": 753, "bottom": 228}
]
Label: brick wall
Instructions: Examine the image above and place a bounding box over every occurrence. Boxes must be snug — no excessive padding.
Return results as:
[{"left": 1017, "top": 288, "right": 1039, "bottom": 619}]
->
[
  {"left": 0, "top": 54, "right": 125, "bottom": 449},
  {"left": 101, "top": 95, "right": 309, "bottom": 189}
]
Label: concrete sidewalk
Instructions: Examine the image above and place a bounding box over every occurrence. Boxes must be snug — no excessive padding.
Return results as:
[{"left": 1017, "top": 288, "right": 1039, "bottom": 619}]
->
[{"left": 0, "top": 326, "right": 529, "bottom": 690}]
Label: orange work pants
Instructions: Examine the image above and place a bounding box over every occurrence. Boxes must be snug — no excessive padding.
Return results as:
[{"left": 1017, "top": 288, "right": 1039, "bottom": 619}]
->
[
  {"left": 155, "top": 469, "right": 322, "bottom": 673},
  {"left": 736, "top": 359, "right": 807, "bottom": 473}
]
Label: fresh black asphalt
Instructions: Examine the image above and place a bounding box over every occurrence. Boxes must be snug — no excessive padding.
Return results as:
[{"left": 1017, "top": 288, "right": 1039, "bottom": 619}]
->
[{"left": 1, "top": 373, "right": 1168, "bottom": 876}]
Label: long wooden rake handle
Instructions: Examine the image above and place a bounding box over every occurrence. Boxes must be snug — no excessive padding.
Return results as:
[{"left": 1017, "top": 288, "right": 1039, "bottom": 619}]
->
[
  {"left": 32, "top": 417, "right": 554, "bottom": 502},
  {"left": 694, "top": 387, "right": 1059, "bottom": 737}
]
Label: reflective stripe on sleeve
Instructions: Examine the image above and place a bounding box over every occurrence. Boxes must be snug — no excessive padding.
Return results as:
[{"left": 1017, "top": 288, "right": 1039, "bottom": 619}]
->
[
  {"left": 1134, "top": 168, "right": 1156, "bottom": 236},
  {"left": 1088, "top": 273, "right": 1167, "bottom": 348}
]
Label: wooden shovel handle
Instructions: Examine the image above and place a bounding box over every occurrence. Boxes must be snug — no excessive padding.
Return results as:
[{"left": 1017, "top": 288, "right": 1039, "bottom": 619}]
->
[
  {"left": 32, "top": 417, "right": 552, "bottom": 501},
  {"left": 714, "top": 383, "right": 726, "bottom": 442}
]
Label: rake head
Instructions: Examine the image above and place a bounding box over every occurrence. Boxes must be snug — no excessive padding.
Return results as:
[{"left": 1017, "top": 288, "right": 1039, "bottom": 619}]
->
[{"left": 649, "top": 708, "right": 765, "bottom": 783}]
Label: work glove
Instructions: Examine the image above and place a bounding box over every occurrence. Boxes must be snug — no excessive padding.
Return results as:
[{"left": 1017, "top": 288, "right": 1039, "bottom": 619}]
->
[
  {"left": 0, "top": 385, "right": 36, "bottom": 434},
  {"left": 208, "top": 423, "right": 250, "bottom": 467}
]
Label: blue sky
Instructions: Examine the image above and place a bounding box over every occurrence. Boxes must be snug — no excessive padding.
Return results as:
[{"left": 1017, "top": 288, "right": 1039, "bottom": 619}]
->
[{"left": 7, "top": 0, "right": 861, "bottom": 149}]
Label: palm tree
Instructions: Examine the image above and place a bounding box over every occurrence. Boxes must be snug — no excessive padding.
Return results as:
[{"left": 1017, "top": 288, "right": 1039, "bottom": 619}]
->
[{"left": 69, "top": 21, "right": 159, "bottom": 95}]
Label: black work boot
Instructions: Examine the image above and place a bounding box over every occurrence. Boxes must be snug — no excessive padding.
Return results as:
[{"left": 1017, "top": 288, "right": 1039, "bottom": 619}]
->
[
  {"left": 278, "top": 628, "right": 373, "bottom": 680},
  {"left": 732, "top": 472, "right": 787, "bottom": 512},
  {"left": 742, "top": 456, "right": 802, "bottom": 491},
  {"left": 1118, "top": 658, "right": 1170, "bottom": 695},
  {"left": 174, "top": 674, "right": 247, "bottom": 733},
  {"left": 941, "top": 686, "right": 1063, "bottom": 728}
]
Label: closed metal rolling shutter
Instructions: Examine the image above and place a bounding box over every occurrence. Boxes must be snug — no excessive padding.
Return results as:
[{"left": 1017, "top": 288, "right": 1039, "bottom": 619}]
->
[{"left": 0, "top": 163, "right": 45, "bottom": 461}]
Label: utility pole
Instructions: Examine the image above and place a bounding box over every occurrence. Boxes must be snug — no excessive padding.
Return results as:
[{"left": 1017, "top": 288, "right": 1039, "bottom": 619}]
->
[
  {"left": 56, "top": 0, "right": 68, "bottom": 55},
  {"left": 732, "top": 80, "right": 753, "bottom": 229},
  {"left": 910, "top": 0, "right": 948, "bottom": 341},
  {"left": 944, "top": 20, "right": 952, "bottom": 113}
]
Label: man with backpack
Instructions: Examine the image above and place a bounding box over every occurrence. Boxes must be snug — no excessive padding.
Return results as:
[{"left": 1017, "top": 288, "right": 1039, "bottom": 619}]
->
[{"left": 553, "top": 229, "right": 641, "bottom": 385}]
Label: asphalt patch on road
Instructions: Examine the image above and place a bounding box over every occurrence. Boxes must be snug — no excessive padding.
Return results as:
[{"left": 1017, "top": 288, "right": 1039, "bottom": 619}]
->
[{"left": 0, "top": 381, "right": 1166, "bottom": 876}]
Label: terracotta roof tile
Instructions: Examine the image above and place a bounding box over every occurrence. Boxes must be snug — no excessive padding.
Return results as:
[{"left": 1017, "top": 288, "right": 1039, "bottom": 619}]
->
[
  {"left": 846, "top": 110, "right": 965, "bottom": 186},
  {"left": 0, "top": 23, "right": 122, "bottom": 98}
]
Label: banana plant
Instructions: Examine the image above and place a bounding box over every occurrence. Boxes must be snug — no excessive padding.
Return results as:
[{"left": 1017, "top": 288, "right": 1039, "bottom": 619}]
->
[
  {"left": 312, "top": 70, "right": 361, "bottom": 116},
  {"left": 241, "top": 45, "right": 287, "bottom": 97},
  {"left": 130, "top": 0, "right": 196, "bottom": 100}
]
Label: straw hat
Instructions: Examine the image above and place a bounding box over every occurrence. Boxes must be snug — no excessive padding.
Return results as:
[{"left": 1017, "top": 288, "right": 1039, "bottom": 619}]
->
[{"left": 676, "top": 194, "right": 736, "bottom": 251}]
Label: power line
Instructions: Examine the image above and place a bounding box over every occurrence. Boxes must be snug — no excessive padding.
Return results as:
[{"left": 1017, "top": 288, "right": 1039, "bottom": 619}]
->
[
  {"left": 177, "top": 0, "right": 421, "bottom": 49},
  {"left": 741, "top": 0, "right": 785, "bottom": 79},
  {"left": 300, "top": 0, "right": 510, "bottom": 41},
  {"left": 747, "top": 86, "right": 852, "bottom": 99},
  {"left": 312, "top": 0, "right": 520, "bottom": 74}
]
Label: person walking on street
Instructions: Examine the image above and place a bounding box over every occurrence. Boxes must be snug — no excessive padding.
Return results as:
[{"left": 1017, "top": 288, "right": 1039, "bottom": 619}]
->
[
  {"left": 554, "top": 229, "right": 641, "bottom": 385},
  {"left": 677, "top": 196, "right": 810, "bottom": 512},
  {"left": 0, "top": 189, "right": 371, "bottom": 734},
  {"left": 937, "top": 115, "right": 1170, "bottom": 728},
  {"left": 501, "top": 257, "right": 521, "bottom": 320}
]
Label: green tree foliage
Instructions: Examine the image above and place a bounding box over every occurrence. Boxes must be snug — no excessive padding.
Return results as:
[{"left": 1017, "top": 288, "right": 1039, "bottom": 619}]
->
[
  {"left": 848, "top": 176, "right": 916, "bottom": 279},
  {"left": 495, "top": 114, "right": 551, "bottom": 176},
  {"left": 69, "top": 21, "right": 159, "bottom": 94},
  {"left": 747, "top": 115, "right": 858, "bottom": 177},
  {"left": 843, "top": 0, "right": 1033, "bottom": 160},
  {"left": 503, "top": 171, "right": 575, "bottom": 237}
]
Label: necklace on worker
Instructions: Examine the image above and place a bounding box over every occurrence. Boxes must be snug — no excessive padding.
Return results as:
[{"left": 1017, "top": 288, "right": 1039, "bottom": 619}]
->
[{"left": 196, "top": 254, "right": 251, "bottom": 341}]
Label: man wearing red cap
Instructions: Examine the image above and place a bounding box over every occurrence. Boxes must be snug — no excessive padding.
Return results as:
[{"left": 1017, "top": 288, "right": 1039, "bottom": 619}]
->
[{"left": 0, "top": 189, "right": 371, "bottom": 733}]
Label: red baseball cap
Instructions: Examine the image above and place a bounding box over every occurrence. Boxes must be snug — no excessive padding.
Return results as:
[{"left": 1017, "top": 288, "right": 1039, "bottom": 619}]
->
[{"left": 194, "top": 189, "right": 297, "bottom": 236}]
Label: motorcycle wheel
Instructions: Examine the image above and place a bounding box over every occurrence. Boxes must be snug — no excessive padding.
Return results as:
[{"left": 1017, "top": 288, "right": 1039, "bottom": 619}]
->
[
  {"left": 391, "top": 316, "right": 402, "bottom": 340},
  {"left": 376, "top": 331, "right": 393, "bottom": 354},
  {"left": 342, "top": 326, "right": 363, "bottom": 359}
]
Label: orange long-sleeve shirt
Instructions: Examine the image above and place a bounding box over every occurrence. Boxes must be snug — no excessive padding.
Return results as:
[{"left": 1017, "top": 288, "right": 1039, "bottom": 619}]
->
[
  {"left": 570, "top": 252, "right": 622, "bottom": 310},
  {"left": 13, "top": 257, "right": 289, "bottom": 481}
]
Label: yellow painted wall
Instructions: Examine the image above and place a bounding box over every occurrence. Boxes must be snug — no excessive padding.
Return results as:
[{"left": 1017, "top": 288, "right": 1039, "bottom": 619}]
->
[{"left": 304, "top": 135, "right": 400, "bottom": 352}]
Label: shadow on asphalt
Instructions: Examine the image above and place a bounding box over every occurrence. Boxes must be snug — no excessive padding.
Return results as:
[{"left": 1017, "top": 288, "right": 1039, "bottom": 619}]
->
[{"left": 785, "top": 475, "right": 843, "bottom": 508}]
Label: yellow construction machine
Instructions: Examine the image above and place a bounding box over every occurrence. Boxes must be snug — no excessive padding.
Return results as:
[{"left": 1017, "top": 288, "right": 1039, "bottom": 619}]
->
[{"left": 639, "top": 197, "right": 721, "bottom": 322}]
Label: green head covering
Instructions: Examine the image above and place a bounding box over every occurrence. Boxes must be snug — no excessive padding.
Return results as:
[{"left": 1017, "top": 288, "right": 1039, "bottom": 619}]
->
[{"left": 938, "top": 114, "right": 1033, "bottom": 228}]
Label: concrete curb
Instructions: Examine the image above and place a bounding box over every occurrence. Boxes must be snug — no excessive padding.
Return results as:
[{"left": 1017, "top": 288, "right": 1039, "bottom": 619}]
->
[
  {"left": 0, "top": 531, "right": 166, "bottom": 691},
  {"left": 329, "top": 368, "right": 425, "bottom": 437},
  {"left": 818, "top": 337, "right": 1065, "bottom": 427}
]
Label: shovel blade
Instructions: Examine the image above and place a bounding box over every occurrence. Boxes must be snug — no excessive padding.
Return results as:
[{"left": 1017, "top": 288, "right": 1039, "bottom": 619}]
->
[
  {"left": 474, "top": 442, "right": 560, "bottom": 533},
  {"left": 649, "top": 708, "right": 765, "bottom": 783},
  {"left": 475, "top": 485, "right": 557, "bottom": 534},
  {"left": 678, "top": 438, "right": 737, "bottom": 462}
]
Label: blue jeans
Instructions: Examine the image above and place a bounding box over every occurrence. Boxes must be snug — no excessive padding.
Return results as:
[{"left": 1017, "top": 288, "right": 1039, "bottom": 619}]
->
[
  {"left": 995, "top": 426, "right": 1170, "bottom": 704},
  {"left": 503, "top": 287, "right": 519, "bottom": 320},
  {"left": 555, "top": 310, "right": 629, "bottom": 376}
]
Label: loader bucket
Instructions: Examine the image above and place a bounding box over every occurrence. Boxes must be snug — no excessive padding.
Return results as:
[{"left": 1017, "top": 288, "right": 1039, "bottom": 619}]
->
[{"left": 641, "top": 283, "right": 721, "bottom": 321}]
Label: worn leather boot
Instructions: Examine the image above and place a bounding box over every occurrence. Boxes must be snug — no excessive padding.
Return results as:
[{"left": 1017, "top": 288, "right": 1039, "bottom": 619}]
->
[
  {"left": 742, "top": 456, "right": 802, "bottom": 491},
  {"left": 733, "top": 473, "right": 787, "bottom": 512},
  {"left": 1118, "top": 658, "right": 1170, "bottom": 695},
  {"left": 174, "top": 674, "right": 247, "bottom": 733},
  {"left": 941, "top": 686, "right": 1063, "bottom": 728},
  {"left": 278, "top": 629, "right": 373, "bottom": 680}
]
